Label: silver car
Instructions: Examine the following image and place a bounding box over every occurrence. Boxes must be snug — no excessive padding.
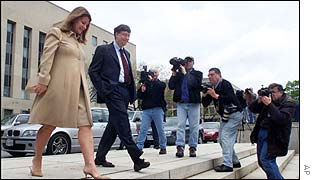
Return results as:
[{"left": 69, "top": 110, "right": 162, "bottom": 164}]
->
[
  {"left": 1, "top": 107, "right": 138, "bottom": 157},
  {"left": 1, "top": 113, "right": 30, "bottom": 137}
]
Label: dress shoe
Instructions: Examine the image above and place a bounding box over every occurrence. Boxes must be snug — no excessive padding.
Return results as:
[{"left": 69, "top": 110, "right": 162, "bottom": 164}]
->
[
  {"left": 189, "top": 147, "right": 196, "bottom": 157},
  {"left": 30, "top": 167, "right": 43, "bottom": 177},
  {"left": 159, "top": 148, "right": 167, "bottom": 155},
  {"left": 83, "top": 167, "right": 110, "bottom": 179},
  {"left": 214, "top": 164, "right": 233, "bottom": 172},
  {"left": 233, "top": 162, "right": 241, "bottom": 168},
  {"left": 175, "top": 146, "right": 184, "bottom": 158},
  {"left": 95, "top": 159, "right": 115, "bottom": 167},
  {"left": 134, "top": 159, "right": 150, "bottom": 172}
]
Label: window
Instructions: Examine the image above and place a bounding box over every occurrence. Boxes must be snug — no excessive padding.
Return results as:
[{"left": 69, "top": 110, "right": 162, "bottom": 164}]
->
[
  {"left": 21, "top": 26, "right": 31, "bottom": 99},
  {"left": 38, "top": 32, "right": 46, "bottom": 69},
  {"left": 4, "top": 21, "right": 15, "bottom": 97},
  {"left": 3, "top": 109, "right": 14, "bottom": 119},
  {"left": 92, "top": 36, "right": 97, "bottom": 46}
]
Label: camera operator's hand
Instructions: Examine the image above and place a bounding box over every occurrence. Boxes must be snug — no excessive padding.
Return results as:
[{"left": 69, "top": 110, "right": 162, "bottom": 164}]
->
[
  {"left": 171, "top": 70, "right": 177, "bottom": 76},
  {"left": 148, "top": 75, "right": 153, "bottom": 81},
  {"left": 261, "top": 95, "right": 272, "bottom": 106},
  {"left": 141, "top": 84, "right": 146, "bottom": 92},
  {"left": 179, "top": 64, "right": 186, "bottom": 75},
  {"left": 206, "top": 88, "right": 219, "bottom": 99}
]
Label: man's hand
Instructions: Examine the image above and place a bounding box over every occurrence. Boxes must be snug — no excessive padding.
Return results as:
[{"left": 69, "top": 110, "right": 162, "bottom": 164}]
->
[
  {"left": 261, "top": 95, "right": 272, "bottom": 106},
  {"left": 206, "top": 88, "right": 219, "bottom": 99},
  {"left": 141, "top": 84, "right": 146, "bottom": 92},
  {"left": 179, "top": 64, "right": 186, "bottom": 75}
]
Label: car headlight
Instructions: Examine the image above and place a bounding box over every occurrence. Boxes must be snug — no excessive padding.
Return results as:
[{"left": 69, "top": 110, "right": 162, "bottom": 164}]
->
[
  {"left": 165, "top": 130, "right": 172, "bottom": 136},
  {"left": 22, "top": 130, "right": 38, "bottom": 137}
]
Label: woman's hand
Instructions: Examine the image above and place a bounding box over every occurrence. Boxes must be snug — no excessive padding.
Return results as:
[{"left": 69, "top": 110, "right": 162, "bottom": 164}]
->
[{"left": 34, "top": 83, "right": 48, "bottom": 96}]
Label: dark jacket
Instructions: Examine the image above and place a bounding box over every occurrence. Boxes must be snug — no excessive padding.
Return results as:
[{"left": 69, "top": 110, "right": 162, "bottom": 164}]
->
[
  {"left": 249, "top": 94, "right": 296, "bottom": 157},
  {"left": 137, "top": 79, "right": 167, "bottom": 110},
  {"left": 168, "top": 69, "right": 202, "bottom": 103},
  {"left": 88, "top": 42, "right": 136, "bottom": 104},
  {"left": 202, "top": 79, "right": 242, "bottom": 117}
]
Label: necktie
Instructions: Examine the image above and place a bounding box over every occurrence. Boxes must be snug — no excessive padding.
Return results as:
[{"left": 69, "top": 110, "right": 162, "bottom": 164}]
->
[{"left": 119, "top": 49, "right": 131, "bottom": 84}]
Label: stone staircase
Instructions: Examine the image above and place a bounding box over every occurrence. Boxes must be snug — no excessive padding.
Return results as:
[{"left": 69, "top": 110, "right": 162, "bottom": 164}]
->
[{"left": 1, "top": 143, "right": 299, "bottom": 179}]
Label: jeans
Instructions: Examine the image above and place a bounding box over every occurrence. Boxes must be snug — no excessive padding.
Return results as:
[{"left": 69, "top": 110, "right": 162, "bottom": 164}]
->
[
  {"left": 246, "top": 107, "right": 256, "bottom": 123},
  {"left": 176, "top": 103, "right": 200, "bottom": 148},
  {"left": 137, "top": 107, "right": 167, "bottom": 150},
  {"left": 257, "top": 128, "right": 283, "bottom": 179},
  {"left": 218, "top": 111, "right": 242, "bottom": 168}
]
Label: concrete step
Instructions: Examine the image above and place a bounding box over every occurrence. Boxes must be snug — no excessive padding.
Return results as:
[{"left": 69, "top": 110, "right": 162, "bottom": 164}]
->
[
  {"left": 282, "top": 154, "right": 299, "bottom": 179},
  {"left": 1, "top": 143, "right": 256, "bottom": 179},
  {"left": 189, "top": 150, "right": 295, "bottom": 179},
  {"left": 187, "top": 153, "right": 259, "bottom": 179},
  {"left": 242, "top": 150, "right": 296, "bottom": 179}
]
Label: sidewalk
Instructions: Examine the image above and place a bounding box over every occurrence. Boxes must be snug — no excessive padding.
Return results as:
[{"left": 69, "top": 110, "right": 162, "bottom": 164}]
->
[{"left": 1, "top": 143, "right": 256, "bottom": 179}]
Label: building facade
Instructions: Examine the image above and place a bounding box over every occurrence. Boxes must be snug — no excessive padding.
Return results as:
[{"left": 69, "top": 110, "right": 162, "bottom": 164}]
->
[{"left": 1, "top": 1, "right": 137, "bottom": 119}]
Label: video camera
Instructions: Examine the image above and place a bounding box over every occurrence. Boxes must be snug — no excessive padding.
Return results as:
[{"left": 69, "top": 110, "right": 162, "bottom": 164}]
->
[
  {"left": 258, "top": 87, "right": 272, "bottom": 97},
  {"left": 140, "top": 65, "right": 154, "bottom": 85},
  {"left": 201, "top": 82, "right": 213, "bottom": 93},
  {"left": 169, "top": 57, "right": 187, "bottom": 71}
]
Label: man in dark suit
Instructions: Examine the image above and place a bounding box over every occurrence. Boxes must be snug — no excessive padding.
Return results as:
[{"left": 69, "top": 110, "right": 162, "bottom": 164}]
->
[{"left": 88, "top": 24, "right": 150, "bottom": 172}]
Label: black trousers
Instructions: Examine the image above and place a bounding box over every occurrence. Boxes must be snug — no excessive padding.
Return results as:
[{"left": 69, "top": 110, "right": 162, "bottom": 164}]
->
[{"left": 95, "top": 84, "right": 143, "bottom": 164}]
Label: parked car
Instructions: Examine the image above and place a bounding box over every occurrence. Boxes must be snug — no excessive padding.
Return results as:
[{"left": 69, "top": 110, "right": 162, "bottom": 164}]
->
[
  {"left": 1, "top": 107, "right": 138, "bottom": 157},
  {"left": 1, "top": 113, "right": 30, "bottom": 137},
  {"left": 200, "top": 122, "right": 220, "bottom": 143},
  {"left": 144, "top": 116, "right": 204, "bottom": 147}
]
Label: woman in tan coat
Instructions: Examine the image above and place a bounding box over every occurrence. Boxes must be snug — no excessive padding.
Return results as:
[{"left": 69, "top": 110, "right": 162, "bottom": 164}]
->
[{"left": 28, "top": 7, "right": 107, "bottom": 179}]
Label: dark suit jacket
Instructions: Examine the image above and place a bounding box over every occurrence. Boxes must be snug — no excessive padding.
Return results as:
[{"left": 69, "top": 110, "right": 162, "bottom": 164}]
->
[{"left": 88, "top": 42, "right": 136, "bottom": 104}]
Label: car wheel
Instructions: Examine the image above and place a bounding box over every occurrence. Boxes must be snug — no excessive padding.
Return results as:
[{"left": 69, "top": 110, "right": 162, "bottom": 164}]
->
[
  {"left": 8, "top": 151, "right": 27, "bottom": 157},
  {"left": 46, "top": 133, "right": 71, "bottom": 155}
]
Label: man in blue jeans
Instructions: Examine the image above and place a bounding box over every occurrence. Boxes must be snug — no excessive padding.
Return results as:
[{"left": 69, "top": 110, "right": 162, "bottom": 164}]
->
[
  {"left": 249, "top": 83, "right": 296, "bottom": 179},
  {"left": 168, "top": 56, "right": 203, "bottom": 158},
  {"left": 202, "top": 68, "right": 243, "bottom": 172},
  {"left": 136, "top": 68, "right": 167, "bottom": 154}
]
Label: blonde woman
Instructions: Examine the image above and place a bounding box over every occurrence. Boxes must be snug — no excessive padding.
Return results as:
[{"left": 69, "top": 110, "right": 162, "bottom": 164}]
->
[{"left": 29, "top": 7, "right": 108, "bottom": 179}]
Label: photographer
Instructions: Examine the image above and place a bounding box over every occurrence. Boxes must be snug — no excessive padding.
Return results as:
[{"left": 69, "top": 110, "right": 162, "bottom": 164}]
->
[
  {"left": 136, "top": 68, "right": 167, "bottom": 155},
  {"left": 202, "top": 68, "right": 243, "bottom": 172},
  {"left": 168, "top": 56, "right": 202, "bottom": 158},
  {"left": 244, "top": 88, "right": 257, "bottom": 123},
  {"left": 249, "top": 83, "right": 296, "bottom": 179}
]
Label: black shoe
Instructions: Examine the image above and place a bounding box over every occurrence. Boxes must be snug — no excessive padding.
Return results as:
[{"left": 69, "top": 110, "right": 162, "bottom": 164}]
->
[
  {"left": 233, "top": 162, "right": 241, "bottom": 168},
  {"left": 159, "top": 148, "right": 167, "bottom": 155},
  {"left": 94, "top": 159, "right": 115, "bottom": 167},
  {"left": 214, "top": 164, "right": 233, "bottom": 172},
  {"left": 175, "top": 146, "right": 184, "bottom": 158},
  {"left": 153, "top": 145, "right": 160, "bottom": 149},
  {"left": 134, "top": 159, "right": 150, "bottom": 172},
  {"left": 189, "top": 147, "right": 196, "bottom": 157}
]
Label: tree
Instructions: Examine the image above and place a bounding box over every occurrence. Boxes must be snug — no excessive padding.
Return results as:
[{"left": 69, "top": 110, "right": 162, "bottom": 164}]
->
[{"left": 285, "top": 80, "right": 299, "bottom": 103}]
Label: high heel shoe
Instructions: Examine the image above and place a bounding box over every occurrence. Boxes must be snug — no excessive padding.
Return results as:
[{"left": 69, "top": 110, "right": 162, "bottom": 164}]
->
[
  {"left": 29, "top": 167, "right": 43, "bottom": 177},
  {"left": 83, "top": 169, "right": 110, "bottom": 179}
]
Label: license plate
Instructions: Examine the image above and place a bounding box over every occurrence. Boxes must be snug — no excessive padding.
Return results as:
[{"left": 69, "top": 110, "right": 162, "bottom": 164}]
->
[
  {"left": 147, "top": 135, "right": 153, "bottom": 140},
  {"left": 6, "top": 139, "right": 14, "bottom": 146}
]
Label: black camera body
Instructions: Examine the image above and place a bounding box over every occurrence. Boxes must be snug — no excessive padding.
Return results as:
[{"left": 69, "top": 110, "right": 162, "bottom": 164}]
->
[
  {"left": 140, "top": 66, "right": 154, "bottom": 85},
  {"left": 245, "top": 88, "right": 251, "bottom": 94},
  {"left": 201, "top": 82, "right": 213, "bottom": 93},
  {"left": 169, "top": 57, "right": 187, "bottom": 71},
  {"left": 258, "top": 87, "right": 272, "bottom": 97}
]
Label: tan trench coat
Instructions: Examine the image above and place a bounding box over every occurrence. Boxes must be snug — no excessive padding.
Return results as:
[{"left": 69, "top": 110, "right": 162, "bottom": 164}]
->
[{"left": 28, "top": 27, "right": 92, "bottom": 128}]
